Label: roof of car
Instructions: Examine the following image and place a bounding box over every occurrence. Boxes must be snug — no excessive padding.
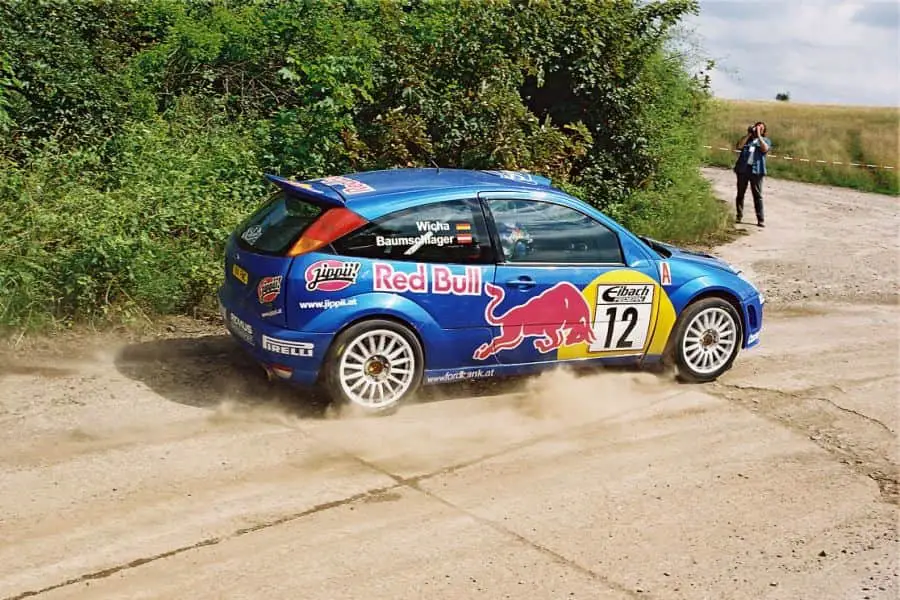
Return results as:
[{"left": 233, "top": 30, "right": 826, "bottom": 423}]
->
[{"left": 265, "top": 168, "right": 556, "bottom": 208}]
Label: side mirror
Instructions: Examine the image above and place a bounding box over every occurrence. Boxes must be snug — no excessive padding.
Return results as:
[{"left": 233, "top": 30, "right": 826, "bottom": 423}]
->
[{"left": 620, "top": 234, "right": 653, "bottom": 267}]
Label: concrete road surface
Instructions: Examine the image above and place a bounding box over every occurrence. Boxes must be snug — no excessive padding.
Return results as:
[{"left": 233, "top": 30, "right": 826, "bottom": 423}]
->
[{"left": 1, "top": 168, "right": 897, "bottom": 599}]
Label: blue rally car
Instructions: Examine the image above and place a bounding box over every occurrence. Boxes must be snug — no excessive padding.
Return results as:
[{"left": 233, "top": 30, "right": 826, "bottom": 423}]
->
[{"left": 218, "top": 168, "right": 764, "bottom": 415}]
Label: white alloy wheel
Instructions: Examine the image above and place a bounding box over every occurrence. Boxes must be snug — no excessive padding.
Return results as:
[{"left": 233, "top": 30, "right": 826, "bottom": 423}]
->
[
  {"left": 338, "top": 329, "right": 416, "bottom": 409},
  {"left": 680, "top": 306, "right": 738, "bottom": 375}
]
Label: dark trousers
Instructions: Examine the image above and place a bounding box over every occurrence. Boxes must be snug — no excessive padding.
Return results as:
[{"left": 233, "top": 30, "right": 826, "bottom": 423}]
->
[{"left": 735, "top": 172, "right": 764, "bottom": 224}]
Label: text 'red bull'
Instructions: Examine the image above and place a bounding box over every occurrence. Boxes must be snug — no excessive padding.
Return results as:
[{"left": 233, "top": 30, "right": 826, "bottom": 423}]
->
[{"left": 473, "top": 282, "right": 596, "bottom": 360}]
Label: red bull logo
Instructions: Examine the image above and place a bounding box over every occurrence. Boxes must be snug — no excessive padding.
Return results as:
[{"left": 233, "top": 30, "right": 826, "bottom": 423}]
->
[{"left": 473, "top": 282, "right": 596, "bottom": 360}]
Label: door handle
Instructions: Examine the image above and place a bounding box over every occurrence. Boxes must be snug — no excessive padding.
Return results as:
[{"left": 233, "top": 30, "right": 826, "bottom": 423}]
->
[{"left": 504, "top": 276, "right": 536, "bottom": 290}]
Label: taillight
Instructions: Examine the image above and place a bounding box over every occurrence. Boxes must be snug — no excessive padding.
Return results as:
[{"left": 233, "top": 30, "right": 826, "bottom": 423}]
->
[{"left": 287, "top": 207, "right": 367, "bottom": 257}]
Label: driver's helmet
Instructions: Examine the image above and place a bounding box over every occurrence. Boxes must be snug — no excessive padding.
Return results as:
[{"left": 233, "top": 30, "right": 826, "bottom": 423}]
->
[{"left": 496, "top": 221, "right": 532, "bottom": 261}]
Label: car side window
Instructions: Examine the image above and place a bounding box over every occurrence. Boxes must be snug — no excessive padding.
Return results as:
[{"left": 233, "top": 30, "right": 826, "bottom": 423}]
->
[
  {"left": 485, "top": 198, "right": 623, "bottom": 264},
  {"left": 332, "top": 198, "right": 493, "bottom": 264}
]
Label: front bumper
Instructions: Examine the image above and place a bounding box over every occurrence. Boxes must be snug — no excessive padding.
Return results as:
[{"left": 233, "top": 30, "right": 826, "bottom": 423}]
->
[
  {"left": 741, "top": 291, "right": 764, "bottom": 349},
  {"left": 218, "top": 294, "right": 332, "bottom": 386}
]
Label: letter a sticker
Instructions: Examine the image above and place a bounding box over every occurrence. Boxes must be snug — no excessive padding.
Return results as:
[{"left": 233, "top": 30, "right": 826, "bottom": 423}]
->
[{"left": 659, "top": 261, "right": 672, "bottom": 286}]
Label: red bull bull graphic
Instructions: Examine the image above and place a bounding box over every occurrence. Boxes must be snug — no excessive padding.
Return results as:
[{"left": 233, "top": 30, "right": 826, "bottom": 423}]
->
[{"left": 473, "top": 282, "right": 595, "bottom": 360}]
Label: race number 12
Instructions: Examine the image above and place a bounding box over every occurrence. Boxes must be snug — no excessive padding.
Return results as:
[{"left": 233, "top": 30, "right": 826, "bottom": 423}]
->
[{"left": 590, "top": 284, "right": 655, "bottom": 352}]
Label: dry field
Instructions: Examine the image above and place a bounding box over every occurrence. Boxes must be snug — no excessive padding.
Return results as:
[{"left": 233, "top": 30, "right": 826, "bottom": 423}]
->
[{"left": 703, "top": 99, "right": 899, "bottom": 195}]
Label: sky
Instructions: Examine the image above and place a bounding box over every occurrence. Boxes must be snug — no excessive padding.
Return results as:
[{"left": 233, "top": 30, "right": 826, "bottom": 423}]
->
[{"left": 683, "top": 0, "right": 900, "bottom": 106}]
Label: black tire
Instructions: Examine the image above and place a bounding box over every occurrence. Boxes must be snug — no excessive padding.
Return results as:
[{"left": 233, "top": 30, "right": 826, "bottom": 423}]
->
[
  {"left": 670, "top": 297, "right": 742, "bottom": 383},
  {"left": 322, "top": 319, "right": 424, "bottom": 417}
]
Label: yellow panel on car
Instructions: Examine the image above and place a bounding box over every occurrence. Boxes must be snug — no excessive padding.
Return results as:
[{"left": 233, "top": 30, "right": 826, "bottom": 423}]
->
[{"left": 557, "top": 269, "right": 677, "bottom": 360}]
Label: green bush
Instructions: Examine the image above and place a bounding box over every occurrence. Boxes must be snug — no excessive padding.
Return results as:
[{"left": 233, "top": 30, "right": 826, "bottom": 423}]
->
[
  {"left": 0, "top": 0, "right": 724, "bottom": 332},
  {"left": 0, "top": 100, "right": 266, "bottom": 328}
]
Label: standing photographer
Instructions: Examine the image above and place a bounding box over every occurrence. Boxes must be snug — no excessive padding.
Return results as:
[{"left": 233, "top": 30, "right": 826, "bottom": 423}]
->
[{"left": 733, "top": 121, "right": 772, "bottom": 227}]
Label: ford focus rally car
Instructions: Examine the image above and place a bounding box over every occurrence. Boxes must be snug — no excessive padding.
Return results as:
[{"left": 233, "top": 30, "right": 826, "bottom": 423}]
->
[{"left": 218, "top": 168, "right": 764, "bottom": 415}]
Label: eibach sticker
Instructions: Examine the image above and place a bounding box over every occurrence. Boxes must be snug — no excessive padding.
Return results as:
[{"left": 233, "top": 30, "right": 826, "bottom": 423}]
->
[
  {"left": 305, "top": 260, "right": 361, "bottom": 292},
  {"left": 257, "top": 276, "right": 283, "bottom": 304},
  {"left": 659, "top": 261, "right": 672, "bottom": 286},
  {"left": 319, "top": 175, "right": 374, "bottom": 195}
]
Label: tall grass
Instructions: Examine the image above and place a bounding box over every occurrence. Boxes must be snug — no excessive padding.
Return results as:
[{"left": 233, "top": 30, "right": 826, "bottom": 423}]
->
[{"left": 702, "top": 99, "right": 899, "bottom": 195}]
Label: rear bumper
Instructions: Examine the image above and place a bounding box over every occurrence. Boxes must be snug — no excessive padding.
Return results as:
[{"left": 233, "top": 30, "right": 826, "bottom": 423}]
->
[{"left": 218, "top": 291, "right": 331, "bottom": 386}]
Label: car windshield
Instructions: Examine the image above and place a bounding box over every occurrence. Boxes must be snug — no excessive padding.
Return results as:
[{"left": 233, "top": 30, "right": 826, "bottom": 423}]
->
[{"left": 236, "top": 192, "right": 322, "bottom": 255}]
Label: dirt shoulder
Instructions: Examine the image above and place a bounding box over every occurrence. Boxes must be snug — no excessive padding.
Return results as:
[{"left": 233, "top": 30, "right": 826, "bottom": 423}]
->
[{"left": 1, "top": 168, "right": 897, "bottom": 600}]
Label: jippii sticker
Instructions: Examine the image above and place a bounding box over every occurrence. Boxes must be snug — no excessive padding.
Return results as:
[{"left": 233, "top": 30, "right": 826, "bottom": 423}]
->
[{"left": 305, "top": 260, "right": 361, "bottom": 292}]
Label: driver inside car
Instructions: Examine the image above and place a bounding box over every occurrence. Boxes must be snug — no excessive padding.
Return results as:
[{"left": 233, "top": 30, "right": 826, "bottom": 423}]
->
[
  {"left": 496, "top": 220, "right": 533, "bottom": 261},
  {"left": 492, "top": 200, "right": 534, "bottom": 261}
]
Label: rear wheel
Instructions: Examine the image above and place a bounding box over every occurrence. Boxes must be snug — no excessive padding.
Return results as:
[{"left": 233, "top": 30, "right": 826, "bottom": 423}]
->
[
  {"left": 671, "top": 297, "right": 741, "bottom": 383},
  {"left": 323, "top": 319, "right": 424, "bottom": 416}
]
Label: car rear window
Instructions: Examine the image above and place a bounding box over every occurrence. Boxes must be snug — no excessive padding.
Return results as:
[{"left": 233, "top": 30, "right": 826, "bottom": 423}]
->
[{"left": 236, "top": 192, "right": 322, "bottom": 255}]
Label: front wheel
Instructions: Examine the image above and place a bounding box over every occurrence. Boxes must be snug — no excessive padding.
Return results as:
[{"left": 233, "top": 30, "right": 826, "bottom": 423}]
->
[
  {"left": 671, "top": 297, "right": 742, "bottom": 383},
  {"left": 322, "top": 319, "right": 424, "bottom": 416}
]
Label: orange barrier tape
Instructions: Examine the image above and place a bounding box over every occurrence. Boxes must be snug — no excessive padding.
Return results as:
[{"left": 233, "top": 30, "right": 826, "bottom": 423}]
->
[{"left": 702, "top": 146, "right": 895, "bottom": 170}]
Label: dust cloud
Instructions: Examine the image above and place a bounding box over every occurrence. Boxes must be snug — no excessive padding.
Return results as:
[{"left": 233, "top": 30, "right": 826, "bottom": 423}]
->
[
  {"left": 512, "top": 365, "right": 678, "bottom": 422},
  {"left": 301, "top": 366, "right": 683, "bottom": 478},
  {"left": 207, "top": 398, "right": 312, "bottom": 429}
]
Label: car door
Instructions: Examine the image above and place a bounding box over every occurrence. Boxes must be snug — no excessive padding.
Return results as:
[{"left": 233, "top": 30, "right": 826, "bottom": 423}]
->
[
  {"left": 328, "top": 196, "right": 498, "bottom": 370},
  {"left": 475, "top": 193, "right": 662, "bottom": 367}
]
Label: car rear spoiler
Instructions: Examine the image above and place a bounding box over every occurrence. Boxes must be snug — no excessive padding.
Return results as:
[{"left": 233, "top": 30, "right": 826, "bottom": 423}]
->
[{"left": 265, "top": 174, "right": 348, "bottom": 209}]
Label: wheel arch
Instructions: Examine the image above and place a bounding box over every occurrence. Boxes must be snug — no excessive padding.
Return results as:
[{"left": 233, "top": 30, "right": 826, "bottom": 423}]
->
[
  {"left": 335, "top": 313, "right": 425, "bottom": 347},
  {"left": 663, "top": 288, "right": 746, "bottom": 361},
  {"left": 317, "top": 313, "right": 426, "bottom": 382},
  {"left": 685, "top": 289, "right": 745, "bottom": 327}
]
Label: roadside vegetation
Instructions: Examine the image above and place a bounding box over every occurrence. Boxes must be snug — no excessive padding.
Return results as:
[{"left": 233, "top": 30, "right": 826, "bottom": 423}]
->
[
  {"left": 0, "top": 0, "right": 723, "bottom": 333},
  {"left": 703, "top": 99, "right": 899, "bottom": 195}
]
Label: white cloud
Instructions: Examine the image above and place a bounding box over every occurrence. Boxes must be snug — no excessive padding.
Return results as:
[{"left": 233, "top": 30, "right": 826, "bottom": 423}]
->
[{"left": 683, "top": 0, "right": 900, "bottom": 106}]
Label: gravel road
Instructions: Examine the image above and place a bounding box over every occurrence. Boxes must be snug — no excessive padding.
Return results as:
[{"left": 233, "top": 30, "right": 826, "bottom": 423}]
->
[{"left": 1, "top": 167, "right": 897, "bottom": 600}]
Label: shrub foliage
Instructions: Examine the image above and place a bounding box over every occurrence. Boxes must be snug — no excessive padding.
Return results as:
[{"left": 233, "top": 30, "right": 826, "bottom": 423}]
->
[{"left": 0, "top": 0, "right": 722, "bottom": 330}]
